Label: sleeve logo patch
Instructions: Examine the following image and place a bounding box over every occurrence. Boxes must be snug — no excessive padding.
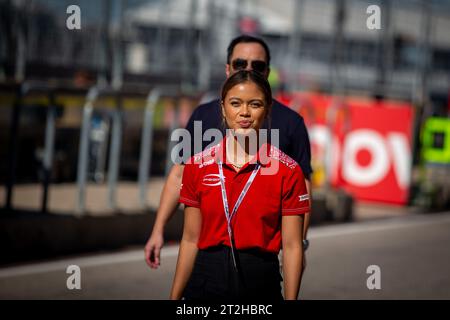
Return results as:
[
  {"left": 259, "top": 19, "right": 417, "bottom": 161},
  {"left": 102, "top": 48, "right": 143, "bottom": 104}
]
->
[{"left": 299, "top": 194, "right": 309, "bottom": 202}]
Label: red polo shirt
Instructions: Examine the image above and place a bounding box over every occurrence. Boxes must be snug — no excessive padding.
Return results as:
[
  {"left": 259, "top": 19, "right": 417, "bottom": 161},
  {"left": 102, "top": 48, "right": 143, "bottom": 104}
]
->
[{"left": 179, "top": 137, "right": 310, "bottom": 254}]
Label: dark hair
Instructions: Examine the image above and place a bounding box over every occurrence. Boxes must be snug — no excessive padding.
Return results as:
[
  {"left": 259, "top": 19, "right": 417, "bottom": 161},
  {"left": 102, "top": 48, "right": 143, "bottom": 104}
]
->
[
  {"left": 221, "top": 70, "right": 272, "bottom": 108},
  {"left": 226, "top": 35, "right": 271, "bottom": 66}
]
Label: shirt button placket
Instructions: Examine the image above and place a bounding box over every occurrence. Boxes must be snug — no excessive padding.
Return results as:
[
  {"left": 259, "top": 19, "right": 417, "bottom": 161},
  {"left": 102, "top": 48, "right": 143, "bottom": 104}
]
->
[{"left": 231, "top": 170, "right": 245, "bottom": 212}]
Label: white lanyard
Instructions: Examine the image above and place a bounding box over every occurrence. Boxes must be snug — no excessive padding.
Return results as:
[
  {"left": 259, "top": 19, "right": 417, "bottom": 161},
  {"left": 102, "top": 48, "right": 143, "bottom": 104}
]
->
[{"left": 218, "top": 161, "right": 260, "bottom": 269}]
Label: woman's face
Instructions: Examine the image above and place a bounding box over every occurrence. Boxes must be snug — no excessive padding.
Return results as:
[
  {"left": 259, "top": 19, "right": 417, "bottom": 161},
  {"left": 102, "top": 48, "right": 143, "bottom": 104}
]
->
[{"left": 222, "top": 81, "right": 268, "bottom": 136}]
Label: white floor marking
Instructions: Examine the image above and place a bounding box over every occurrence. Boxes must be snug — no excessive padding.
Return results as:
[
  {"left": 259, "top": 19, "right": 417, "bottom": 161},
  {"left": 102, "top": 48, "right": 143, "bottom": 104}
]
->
[
  {"left": 1, "top": 212, "right": 449, "bottom": 278},
  {"left": 0, "top": 246, "right": 179, "bottom": 278}
]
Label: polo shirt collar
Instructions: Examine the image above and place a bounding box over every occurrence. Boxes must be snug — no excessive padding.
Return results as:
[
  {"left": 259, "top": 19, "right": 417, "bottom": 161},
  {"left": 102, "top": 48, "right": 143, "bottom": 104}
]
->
[{"left": 213, "top": 135, "right": 270, "bottom": 169}]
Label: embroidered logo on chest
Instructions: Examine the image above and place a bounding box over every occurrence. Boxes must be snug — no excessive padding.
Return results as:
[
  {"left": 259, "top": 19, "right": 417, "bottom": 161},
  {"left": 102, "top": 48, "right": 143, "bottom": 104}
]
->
[{"left": 202, "top": 174, "right": 223, "bottom": 187}]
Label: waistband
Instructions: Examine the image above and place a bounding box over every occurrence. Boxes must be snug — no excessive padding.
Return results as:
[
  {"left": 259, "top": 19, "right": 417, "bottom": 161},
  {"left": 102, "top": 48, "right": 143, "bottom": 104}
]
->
[{"left": 197, "top": 245, "right": 278, "bottom": 264}]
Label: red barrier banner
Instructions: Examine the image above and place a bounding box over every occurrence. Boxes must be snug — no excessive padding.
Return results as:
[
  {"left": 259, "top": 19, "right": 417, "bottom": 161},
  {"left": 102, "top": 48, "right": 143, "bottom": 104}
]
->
[{"left": 279, "top": 92, "right": 415, "bottom": 205}]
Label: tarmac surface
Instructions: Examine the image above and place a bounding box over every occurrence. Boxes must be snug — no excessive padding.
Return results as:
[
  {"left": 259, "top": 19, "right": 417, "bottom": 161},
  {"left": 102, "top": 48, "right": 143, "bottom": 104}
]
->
[{"left": 1, "top": 211, "right": 449, "bottom": 300}]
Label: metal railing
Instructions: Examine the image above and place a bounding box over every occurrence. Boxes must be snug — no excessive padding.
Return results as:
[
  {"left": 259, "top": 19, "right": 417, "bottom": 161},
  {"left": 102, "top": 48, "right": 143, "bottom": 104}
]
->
[{"left": 1, "top": 81, "right": 196, "bottom": 216}]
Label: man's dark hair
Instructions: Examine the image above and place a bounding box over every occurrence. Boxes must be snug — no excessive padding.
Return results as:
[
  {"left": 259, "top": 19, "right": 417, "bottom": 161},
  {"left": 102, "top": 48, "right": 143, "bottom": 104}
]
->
[{"left": 226, "top": 35, "right": 271, "bottom": 66}]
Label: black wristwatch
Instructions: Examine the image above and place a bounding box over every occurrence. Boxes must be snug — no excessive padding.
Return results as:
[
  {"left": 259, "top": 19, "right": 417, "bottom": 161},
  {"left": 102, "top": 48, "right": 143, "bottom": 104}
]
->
[{"left": 303, "top": 239, "right": 310, "bottom": 251}]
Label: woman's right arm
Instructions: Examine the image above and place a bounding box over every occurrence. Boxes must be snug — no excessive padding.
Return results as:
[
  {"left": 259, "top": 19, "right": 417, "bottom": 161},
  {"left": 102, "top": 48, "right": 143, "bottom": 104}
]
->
[{"left": 170, "top": 206, "right": 202, "bottom": 300}]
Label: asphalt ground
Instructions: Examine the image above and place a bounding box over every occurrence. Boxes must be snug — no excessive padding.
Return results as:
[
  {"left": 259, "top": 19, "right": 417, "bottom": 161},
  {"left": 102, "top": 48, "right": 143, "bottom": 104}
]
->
[{"left": 1, "top": 211, "right": 449, "bottom": 300}]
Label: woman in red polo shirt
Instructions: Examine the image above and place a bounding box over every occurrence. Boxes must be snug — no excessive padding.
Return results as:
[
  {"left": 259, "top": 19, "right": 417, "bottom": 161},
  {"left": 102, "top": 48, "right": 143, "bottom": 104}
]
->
[{"left": 170, "top": 70, "right": 310, "bottom": 301}]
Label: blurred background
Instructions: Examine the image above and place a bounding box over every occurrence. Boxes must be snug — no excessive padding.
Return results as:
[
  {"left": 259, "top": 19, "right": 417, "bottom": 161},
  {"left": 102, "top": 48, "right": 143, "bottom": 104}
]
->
[{"left": 0, "top": 0, "right": 450, "bottom": 299}]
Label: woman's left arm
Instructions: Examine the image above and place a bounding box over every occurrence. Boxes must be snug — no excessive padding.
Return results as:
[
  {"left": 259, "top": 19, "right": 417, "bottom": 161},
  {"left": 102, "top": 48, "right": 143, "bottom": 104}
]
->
[{"left": 281, "top": 215, "right": 304, "bottom": 300}]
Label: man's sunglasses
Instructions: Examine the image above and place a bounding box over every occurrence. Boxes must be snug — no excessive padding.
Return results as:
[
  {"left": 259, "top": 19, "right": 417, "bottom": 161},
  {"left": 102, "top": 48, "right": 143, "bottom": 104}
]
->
[{"left": 231, "top": 59, "right": 268, "bottom": 73}]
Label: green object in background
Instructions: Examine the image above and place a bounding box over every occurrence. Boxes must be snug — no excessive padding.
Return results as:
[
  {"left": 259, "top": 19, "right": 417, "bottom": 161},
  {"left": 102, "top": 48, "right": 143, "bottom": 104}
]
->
[
  {"left": 268, "top": 67, "right": 280, "bottom": 90},
  {"left": 422, "top": 117, "right": 450, "bottom": 164},
  {"left": 153, "top": 100, "right": 165, "bottom": 129}
]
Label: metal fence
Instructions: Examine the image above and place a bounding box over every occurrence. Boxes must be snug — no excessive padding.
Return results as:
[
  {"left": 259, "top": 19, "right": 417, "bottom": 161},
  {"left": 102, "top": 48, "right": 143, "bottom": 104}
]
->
[{"left": 1, "top": 81, "right": 201, "bottom": 215}]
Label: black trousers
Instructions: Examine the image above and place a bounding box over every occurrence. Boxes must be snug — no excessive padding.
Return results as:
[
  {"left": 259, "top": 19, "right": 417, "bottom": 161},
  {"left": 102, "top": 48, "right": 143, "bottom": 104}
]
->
[{"left": 183, "top": 245, "right": 283, "bottom": 301}]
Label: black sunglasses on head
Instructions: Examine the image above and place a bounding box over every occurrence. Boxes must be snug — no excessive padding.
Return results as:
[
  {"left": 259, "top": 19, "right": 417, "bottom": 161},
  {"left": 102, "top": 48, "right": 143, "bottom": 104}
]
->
[{"left": 231, "top": 58, "right": 268, "bottom": 73}]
